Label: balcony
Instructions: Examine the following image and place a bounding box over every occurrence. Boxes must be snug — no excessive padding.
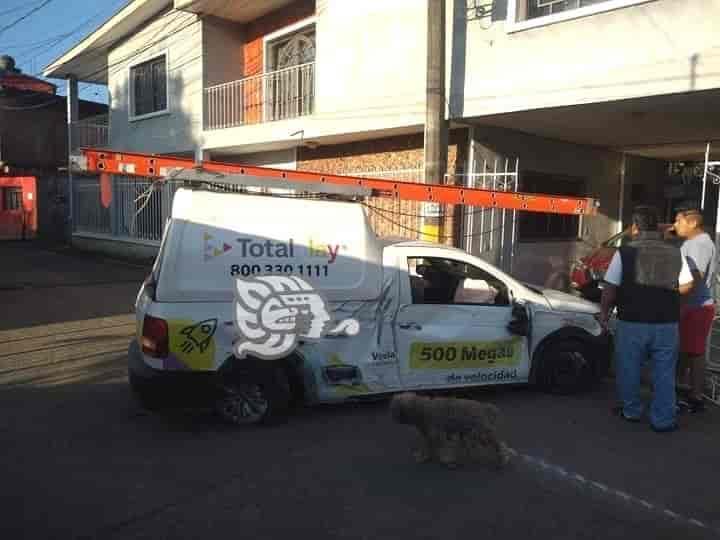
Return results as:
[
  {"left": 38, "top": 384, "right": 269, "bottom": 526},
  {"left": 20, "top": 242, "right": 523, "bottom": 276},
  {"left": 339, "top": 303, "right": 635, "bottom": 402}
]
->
[
  {"left": 70, "top": 114, "right": 109, "bottom": 151},
  {"left": 204, "top": 62, "right": 315, "bottom": 131}
]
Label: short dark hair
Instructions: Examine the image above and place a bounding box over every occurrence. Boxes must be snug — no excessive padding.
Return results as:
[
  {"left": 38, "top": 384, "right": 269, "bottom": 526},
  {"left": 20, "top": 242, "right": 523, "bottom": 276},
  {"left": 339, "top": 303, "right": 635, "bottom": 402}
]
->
[
  {"left": 677, "top": 207, "right": 704, "bottom": 227},
  {"left": 631, "top": 205, "right": 659, "bottom": 232},
  {"left": 675, "top": 200, "right": 700, "bottom": 215}
]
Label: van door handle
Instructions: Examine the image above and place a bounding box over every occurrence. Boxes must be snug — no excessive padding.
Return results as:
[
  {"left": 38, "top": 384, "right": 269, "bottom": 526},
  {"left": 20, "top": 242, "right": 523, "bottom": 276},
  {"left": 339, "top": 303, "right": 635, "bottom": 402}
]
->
[{"left": 399, "top": 322, "right": 422, "bottom": 331}]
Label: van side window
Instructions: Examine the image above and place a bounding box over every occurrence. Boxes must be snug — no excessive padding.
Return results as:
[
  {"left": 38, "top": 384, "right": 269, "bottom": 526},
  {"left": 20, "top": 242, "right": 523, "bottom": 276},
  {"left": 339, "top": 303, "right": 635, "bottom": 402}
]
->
[{"left": 406, "top": 257, "right": 510, "bottom": 306}]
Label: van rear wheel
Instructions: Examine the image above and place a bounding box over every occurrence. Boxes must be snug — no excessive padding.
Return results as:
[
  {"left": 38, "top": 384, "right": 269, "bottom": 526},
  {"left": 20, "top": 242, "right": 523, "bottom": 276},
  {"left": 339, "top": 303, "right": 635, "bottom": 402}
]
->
[{"left": 214, "top": 367, "right": 290, "bottom": 426}]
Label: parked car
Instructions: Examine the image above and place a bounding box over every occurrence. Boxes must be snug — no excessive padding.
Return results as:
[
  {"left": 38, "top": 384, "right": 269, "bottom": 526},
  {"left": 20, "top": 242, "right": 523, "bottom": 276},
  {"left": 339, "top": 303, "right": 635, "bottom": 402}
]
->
[{"left": 570, "top": 224, "right": 678, "bottom": 302}]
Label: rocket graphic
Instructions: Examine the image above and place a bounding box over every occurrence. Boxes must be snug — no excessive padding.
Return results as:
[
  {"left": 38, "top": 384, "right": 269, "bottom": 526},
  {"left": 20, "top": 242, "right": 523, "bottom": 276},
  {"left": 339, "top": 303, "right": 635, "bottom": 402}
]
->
[{"left": 179, "top": 319, "right": 218, "bottom": 353}]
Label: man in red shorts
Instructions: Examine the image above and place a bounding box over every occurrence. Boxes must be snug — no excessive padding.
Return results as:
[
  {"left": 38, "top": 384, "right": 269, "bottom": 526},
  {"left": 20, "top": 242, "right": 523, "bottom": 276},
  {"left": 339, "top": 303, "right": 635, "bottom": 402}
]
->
[{"left": 673, "top": 207, "right": 717, "bottom": 413}]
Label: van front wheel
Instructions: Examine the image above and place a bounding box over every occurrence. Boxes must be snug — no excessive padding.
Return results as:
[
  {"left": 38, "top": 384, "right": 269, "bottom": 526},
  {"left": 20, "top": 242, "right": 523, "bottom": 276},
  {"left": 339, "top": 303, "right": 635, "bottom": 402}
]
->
[
  {"left": 214, "top": 368, "right": 291, "bottom": 426},
  {"left": 537, "top": 338, "right": 597, "bottom": 395}
]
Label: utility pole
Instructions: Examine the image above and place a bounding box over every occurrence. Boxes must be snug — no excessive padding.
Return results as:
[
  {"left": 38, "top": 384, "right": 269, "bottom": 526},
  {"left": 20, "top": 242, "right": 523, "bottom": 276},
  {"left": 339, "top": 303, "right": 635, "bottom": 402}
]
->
[
  {"left": 424, "top": 0, "right": 448, "bottom": 242},
  {"left": 66, "top": 75, "right": 79, "bottom": 242}
]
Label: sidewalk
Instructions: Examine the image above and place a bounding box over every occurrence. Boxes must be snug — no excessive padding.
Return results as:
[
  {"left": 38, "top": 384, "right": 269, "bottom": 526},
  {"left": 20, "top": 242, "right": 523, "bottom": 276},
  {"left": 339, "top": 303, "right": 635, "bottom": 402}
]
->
[
  {"left": 0, "top": 240, "right": 151, "bottom": 290},
  {"left": 0, "top": 241, "right": 149, "bottom": 331}
]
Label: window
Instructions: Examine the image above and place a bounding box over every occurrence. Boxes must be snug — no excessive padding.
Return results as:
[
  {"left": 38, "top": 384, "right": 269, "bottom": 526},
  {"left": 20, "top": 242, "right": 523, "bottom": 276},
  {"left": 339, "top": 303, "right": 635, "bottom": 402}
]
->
[
  {"left": 407, "top": 257, "right": 511, "bottom": 306},
  {"left": 509, "top": 0, "right": 655, "bottom": 29},
  {"left": 518, "top": 172, "right": 586, "bottom": 241},
  {"left": 527, "top": 0, "right": 612, "bottom": 19},
  {"left": 265, "top": 24, "right": 316, "bottom": 121},
  {"left": 2, "top": 187, "right": 22, "bottom": 211},
  {"left": 130, "top": 54, "right": 168, "bottom": 119},
  {"left": 266, "top": 26, "right": 316, "bottom": 72}
]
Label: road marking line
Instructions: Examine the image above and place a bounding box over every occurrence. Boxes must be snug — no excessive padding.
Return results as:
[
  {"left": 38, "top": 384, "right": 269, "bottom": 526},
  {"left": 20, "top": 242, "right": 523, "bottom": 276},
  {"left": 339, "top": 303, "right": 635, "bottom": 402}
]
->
[
  {"left": 614, "top": 490, "right": 632, "bottom": 501},
  {"left": 510, "top": 449, "right": 717, "bottom": 536}
]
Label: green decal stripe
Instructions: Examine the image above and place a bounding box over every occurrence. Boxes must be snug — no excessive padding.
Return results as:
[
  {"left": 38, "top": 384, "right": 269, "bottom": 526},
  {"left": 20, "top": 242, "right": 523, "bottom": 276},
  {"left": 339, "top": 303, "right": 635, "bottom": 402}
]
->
[{"left": 409, "top": 337, "right": 522, "bottom": 370}]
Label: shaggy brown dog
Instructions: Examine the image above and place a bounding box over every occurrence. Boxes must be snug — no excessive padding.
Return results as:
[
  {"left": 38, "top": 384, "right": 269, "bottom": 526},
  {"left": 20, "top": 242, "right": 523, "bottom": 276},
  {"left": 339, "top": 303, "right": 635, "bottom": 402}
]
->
[{"left": 390, "top": 392, "right": 511, "bottom": 469}]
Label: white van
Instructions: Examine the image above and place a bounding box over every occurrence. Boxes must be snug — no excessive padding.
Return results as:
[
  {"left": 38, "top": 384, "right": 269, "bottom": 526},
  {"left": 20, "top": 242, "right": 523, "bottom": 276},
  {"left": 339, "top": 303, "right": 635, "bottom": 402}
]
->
[{"left": 129, "top": 185, "right": 611, "bottom": 425}]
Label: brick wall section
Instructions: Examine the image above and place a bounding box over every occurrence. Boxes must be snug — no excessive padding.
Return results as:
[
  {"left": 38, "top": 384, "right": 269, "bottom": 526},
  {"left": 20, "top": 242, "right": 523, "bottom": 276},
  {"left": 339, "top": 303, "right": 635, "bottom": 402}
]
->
[{"left": 297, "top": 130, "right": 469, "bottom": 246}]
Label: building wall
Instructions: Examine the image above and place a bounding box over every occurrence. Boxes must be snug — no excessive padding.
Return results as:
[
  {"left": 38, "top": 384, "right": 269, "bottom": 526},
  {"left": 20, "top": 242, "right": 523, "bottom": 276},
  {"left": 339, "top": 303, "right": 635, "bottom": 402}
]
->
[
  {"left": 203, "top": 0, "right": 428, "bottom": 152},
  {"left": 0, "top": 94, "right": 105, "bottom": 171},
  {"left": 242, "top": 0, "right": 315, "bottom": 77},
  {"left": 471, "top": 125, "right": 624, "bottom": 288},
  {"left": 623, "top": 155, "right": 668, "bottom": 224},
  {"left": 202, "top": 16, "right": 245, "bottom": 89},
  {"left": 458, "top": 0, "right": 720, "bottom": 118},
  {"left": 107, "top": 8, "right": 203, "bottom": 155},
  {"left": 212, "top": 148, "right": 297, "bottom": 169}
]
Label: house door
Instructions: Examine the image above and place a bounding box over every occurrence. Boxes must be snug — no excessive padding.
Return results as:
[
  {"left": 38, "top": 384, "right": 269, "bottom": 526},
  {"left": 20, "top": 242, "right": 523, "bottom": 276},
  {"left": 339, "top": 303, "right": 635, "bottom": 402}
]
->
[{"left": 0, "top": 185, "right": 25, "bottom": 240}]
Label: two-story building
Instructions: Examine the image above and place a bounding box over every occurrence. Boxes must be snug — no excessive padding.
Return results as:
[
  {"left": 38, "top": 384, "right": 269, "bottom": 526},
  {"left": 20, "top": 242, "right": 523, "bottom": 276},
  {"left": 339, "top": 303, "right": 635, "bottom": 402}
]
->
[
  {"left": 1, "top": 54, "right": 107, "bottom": 242},
  {"left": 44, "top": 0, "right": 720, "bottom": 287}
]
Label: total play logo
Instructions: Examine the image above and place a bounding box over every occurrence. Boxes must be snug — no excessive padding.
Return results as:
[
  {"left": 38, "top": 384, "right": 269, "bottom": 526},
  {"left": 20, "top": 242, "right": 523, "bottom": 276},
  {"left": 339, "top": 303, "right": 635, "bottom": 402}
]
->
[
  {"left": 204, "top": 232, "right": 233, "bottom": 262},
  {"left": 236, "top": 237, "right": 346, "bottom": 264},
  {"left": 204, "top": 233, "right": 347, "bottom": 264}
]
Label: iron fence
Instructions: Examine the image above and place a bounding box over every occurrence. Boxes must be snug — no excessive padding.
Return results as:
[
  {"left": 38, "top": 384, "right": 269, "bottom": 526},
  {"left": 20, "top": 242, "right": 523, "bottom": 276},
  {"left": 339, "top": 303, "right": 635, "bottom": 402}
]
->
[
  {"left": 72, "top": 175, "right": 179, "bottom": 243},
  {"left": 72, "top": 176, "right": 111, "bottom": 235},
  {"left": 70, "top": 114, "right": 109, "bottom": 151}
]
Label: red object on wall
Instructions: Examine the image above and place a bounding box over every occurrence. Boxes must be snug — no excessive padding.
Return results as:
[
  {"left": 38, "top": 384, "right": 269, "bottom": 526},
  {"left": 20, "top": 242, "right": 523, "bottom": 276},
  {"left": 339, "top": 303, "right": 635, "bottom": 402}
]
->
[
  {"left": 0, "top": 177, "right": 38, "bottom": 240},
  {"left": 100, "top": 173, "right": 112, "bottom": 208}
]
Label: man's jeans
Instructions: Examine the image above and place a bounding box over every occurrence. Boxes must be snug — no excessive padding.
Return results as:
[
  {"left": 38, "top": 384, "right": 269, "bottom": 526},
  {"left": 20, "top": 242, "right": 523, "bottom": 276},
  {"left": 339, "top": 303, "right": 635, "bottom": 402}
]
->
[{"left": 615, "top": 320, "right": 678, "bottom": 429}]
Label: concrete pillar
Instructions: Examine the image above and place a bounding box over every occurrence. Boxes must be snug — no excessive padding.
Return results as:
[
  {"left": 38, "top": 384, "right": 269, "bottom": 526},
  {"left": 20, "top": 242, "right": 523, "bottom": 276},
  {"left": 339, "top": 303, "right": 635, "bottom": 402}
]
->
[{"left": 66, "top": 75, "right": 79, "bottom": 239}]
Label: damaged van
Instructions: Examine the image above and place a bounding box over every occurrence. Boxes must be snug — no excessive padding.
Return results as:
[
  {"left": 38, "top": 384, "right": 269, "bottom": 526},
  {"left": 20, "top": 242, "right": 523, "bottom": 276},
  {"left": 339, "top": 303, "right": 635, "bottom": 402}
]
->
[{"left": 129, "top": 185, "right": 611, "bottom": 425}]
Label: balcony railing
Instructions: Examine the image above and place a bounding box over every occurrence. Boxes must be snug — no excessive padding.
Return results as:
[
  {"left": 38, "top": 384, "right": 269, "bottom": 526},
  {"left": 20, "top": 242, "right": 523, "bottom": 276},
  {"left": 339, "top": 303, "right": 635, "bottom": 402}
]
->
[
  {"left": 204, "top": 62, "right": 315, "bottom": 131},
  {"left": 70, "top": 114, "right": 109, "bottom": 151}
]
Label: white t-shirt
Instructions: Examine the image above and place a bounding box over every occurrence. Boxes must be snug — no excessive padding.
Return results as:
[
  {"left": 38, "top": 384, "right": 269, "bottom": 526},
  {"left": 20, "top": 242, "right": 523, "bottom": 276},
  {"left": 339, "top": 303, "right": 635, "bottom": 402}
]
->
[{"left": 604, "top": 250, "right": 693, "bottom": 287}]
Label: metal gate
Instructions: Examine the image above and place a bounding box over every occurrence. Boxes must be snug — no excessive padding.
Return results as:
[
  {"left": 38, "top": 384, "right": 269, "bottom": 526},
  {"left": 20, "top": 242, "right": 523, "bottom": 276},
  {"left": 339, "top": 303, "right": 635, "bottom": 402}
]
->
[{"left": 457, "top": 151, "right": 519, "bottom": 275}]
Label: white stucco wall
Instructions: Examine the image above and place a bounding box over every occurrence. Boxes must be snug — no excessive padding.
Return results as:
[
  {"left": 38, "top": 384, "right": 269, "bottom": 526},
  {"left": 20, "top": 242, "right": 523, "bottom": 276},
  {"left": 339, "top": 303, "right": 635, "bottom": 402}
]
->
[
  {"left": 203, "top": 0, "right": 429, "bottom": 152},
  {"left": 108, "top": 9, "right": 204, "bottom": 155},
  {"left": 469, "top": 125, "right": 625, "bottom": 288},
  {"left": 103, "top": 0, "right": 720, "bottom": 155},
  {"left": 211, "top": 148, "right": 297, "bottom": 169},
  {"left": 202, "top": 16, "right": 245, "bottom": 89},
  {"left": 457, "top": 0, "right": 720, "bottom": 118}
]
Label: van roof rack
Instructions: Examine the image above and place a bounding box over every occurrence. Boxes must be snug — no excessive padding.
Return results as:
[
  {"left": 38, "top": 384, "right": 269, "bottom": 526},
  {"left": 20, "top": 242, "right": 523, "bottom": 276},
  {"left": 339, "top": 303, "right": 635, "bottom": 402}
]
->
[{"left": 163, "top": 167, "right": 374, "bottom": 198}]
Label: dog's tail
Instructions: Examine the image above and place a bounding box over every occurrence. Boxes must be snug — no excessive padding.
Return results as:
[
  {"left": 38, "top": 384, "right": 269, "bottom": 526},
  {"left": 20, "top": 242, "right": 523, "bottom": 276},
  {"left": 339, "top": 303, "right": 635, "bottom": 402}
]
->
[{"left": 484, "top": 403, "right": 501, "bottom": 427}]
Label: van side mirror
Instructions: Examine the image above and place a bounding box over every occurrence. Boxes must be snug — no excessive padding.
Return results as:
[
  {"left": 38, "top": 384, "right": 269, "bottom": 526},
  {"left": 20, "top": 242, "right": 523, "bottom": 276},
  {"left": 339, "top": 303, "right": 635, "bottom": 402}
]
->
[{"left": 507, "top": 301, "right": 529, "bottom": 336}]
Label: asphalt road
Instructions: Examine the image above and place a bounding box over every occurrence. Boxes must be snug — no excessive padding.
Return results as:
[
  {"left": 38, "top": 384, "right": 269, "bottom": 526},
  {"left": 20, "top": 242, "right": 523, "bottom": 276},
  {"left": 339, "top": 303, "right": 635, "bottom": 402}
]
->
[{"left": 1, "top": 242, "right": 718, "bottom": 540}]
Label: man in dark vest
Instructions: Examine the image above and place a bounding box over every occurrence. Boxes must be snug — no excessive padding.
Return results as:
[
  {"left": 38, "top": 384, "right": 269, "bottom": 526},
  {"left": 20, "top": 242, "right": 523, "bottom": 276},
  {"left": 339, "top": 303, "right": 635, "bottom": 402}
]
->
[{"left": 599, "top": 206, "right": 693, "bottom": 432}]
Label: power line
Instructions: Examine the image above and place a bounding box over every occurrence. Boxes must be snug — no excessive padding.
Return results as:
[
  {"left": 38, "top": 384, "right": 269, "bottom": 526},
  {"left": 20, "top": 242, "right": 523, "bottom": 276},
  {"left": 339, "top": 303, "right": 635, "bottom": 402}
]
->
[
  {"left": 0, "top": 1, "right": 45, "bottom": 19},
  {"left": 39, "top": 3, "right": 209, "bottom": 82},
  {"left": 0, "top": 0, "right": 57, "bottom": 39}
]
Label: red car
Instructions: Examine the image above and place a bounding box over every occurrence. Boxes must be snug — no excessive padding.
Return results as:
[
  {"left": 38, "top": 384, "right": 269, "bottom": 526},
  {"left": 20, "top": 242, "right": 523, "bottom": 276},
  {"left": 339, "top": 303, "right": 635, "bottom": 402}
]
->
[{"left": 570, "top": 224, "right": 677, "bottom": 302}]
